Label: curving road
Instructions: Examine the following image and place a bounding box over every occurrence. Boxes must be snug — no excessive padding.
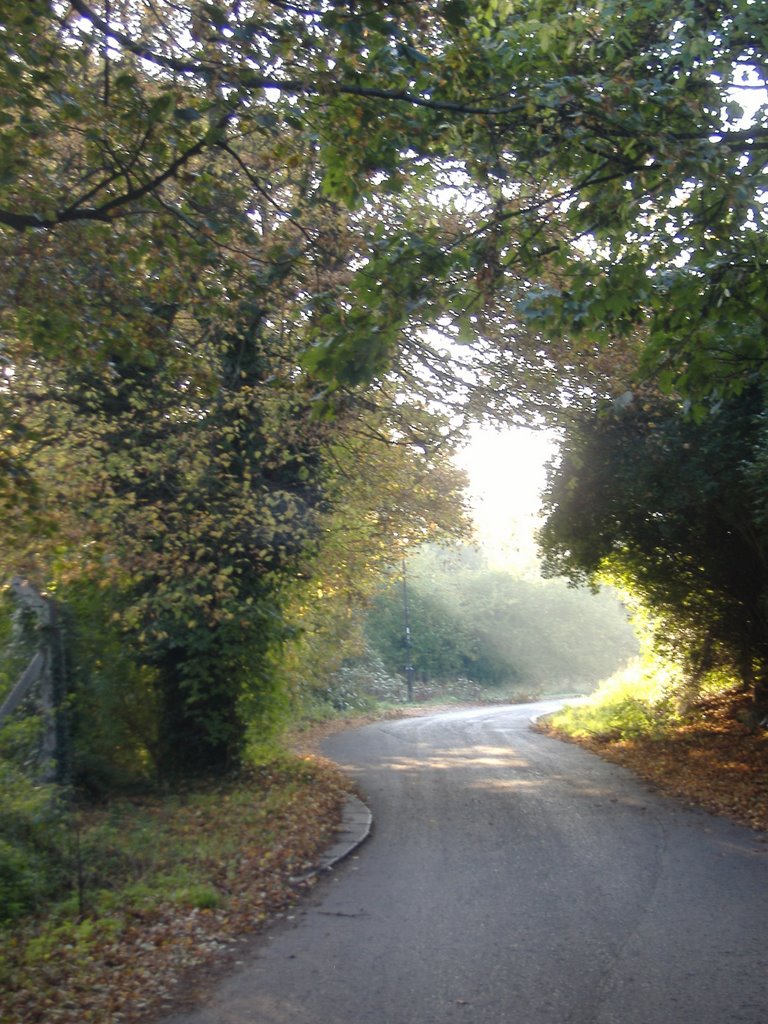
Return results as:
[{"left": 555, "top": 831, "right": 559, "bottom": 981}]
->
[{"left": 161, "top": 702, "right": 768, "bottom": 1024}]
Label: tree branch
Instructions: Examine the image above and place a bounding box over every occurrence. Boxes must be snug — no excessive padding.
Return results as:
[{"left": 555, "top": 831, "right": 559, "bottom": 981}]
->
[
  {"left": 0, "top": 125, "right": 224, "bottom": 231},
  {"left": 67, "top": 0, "right": 527, "bottom": 117}
]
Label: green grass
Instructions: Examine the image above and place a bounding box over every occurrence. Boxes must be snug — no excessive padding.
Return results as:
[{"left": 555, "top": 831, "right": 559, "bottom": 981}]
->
[
  {"left": 544, "top": 656, "right": 685, "bottom": 741},
  {"left": 0, "top": 746, "right": 348, "bottom": 1016}
]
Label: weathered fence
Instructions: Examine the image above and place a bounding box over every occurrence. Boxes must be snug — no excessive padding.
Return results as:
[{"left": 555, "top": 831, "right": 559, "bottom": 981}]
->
[{"left": 0, "top": 577, "right": 69, "bottom": 782}]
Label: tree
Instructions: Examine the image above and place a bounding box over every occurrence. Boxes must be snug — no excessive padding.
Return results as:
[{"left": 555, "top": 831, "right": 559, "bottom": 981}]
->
[
  {"left": 4, "top": 2, "right": 765, "bottom": 412},
  {"left": 364, "top": 546, "right": 638, "bottom": 691},
  {"left": 538, "top": 388, "right": 768, "bottom": 702},
  {"left": 3, "top": 0, "right": 767, "bottom": 774},
  {"left": 3, "top": 296, "right": 331, "bottom": 774},
  {"left": 0, "top": 3, "right": 479, "bottom": 774},
  {"left": 276, "top": 393, "right": 472, "bottom": 706},
  {"left": 1, "top": 178, "right": 474, "bottom": 778}
]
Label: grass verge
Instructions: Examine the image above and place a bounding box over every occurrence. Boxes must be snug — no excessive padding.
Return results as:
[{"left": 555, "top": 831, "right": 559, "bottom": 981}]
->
[{"left": 0, "top": 752, "right": 351, "bottom": 1024}]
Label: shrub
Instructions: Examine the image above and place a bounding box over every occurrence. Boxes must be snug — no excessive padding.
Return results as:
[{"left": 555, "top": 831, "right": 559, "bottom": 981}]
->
[
  {"left": 0, "top": 764, "right": 68, "bottom": 924},
  {"left": 546, "top": 655, "right": 684, "bottom": 741}
]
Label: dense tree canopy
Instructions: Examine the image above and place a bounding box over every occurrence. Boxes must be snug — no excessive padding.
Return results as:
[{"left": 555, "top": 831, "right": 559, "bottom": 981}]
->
[
  {"left": 539, "top": 389, "right": 768, "bottom": 702},
  {"left": 2, "top": 2, "right": 766, "bottom": 409},
  {"left": 2, "top": 1, "right": 768, "bottom": 775}
]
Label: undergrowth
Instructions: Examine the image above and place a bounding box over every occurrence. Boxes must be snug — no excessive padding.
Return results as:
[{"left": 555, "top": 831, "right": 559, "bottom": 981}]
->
[
  {"left": 298, "top": 650, "right": 549, "bottom": 725},
  {"left": 0, "top": 749, "right": 350, "bottom": 1024},
  {"left": 544, "top": 655, "right": 688, "bottom": 740}
]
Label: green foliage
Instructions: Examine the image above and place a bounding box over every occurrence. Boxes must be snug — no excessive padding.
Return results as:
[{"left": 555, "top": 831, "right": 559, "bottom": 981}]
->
[
  {"left": 539, "top": 388, "right": 768, "bottom": 701},
  {"left": 0, "top": 715, "right": 44, "bottom": 773},
  {"left": 0, "top": 15, "right": 475, "bottom": 779},
  {"left": 363, "top": 546, "right": 638, "bottom": 692},
  {"left": 316, "top": 651, "right": 404, "bottom": 715},
  {"left": 0, "top": 764, "right": 66, "bottom": 925},
  {"left": 545, "top": 656, "right": 686, "bottom": 742},
  {"left": 294, "top": 645, "right": 526, "bottom": 716},
  {"left": 275, "top": 403, "right": 471, "bottom": 719},
  {"left": 368, "top": 576, "right": 495, "bottom": 682},
  {"left": 3, "top": 280, "right": 337, "bottom": 777},
  {"left": 3, "top": 0, "right": 764, "bottom": 414},
  {"left": 57, "top": 581, "right": 159, "bottom": 790},
  {"left": 3, "top": 0, "right": 767, "bottom": 782}
]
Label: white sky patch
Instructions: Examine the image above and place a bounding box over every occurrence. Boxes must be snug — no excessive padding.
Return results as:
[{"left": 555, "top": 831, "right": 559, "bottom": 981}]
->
[{"left": 455, "top": 425, "right": 557, "bottom": 573}]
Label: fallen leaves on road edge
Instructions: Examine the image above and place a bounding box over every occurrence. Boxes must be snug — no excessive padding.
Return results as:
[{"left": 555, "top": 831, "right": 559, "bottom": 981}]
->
[
  {"left": 0, "top": 757, "right": 352, "bottom": 1024},
  {"left": 536, "top": 692, "right": 768, "bottom": 833}
]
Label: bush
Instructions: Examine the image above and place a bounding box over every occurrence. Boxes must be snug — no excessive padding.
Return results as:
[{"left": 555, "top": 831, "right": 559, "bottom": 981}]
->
[
  {"left": 0, "top": 837, "right": 39, "bottom": 923},
  {"left": 546, "top": 656, "right": 684, "bottom": 741},
  {"left": 294, "top": 650, "right": 404, "bottom": 721},
  {"left": 0, "top": 764, "right": 68, "bottom": 924}
]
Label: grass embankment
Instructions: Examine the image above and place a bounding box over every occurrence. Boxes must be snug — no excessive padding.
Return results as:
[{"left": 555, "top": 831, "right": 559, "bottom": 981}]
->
[
  {"left": 537, "top": 665, "right": 768, "bottom": 833},
  {"left": 0, "top": 751, "right": 351, "bottom": 1024}
]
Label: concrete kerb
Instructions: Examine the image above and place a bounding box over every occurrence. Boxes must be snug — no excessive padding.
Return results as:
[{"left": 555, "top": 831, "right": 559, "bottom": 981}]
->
[
  {"left": 295, "top": 701, "right": 581, "bottom": 885},
  {"left": 291, "top": 794, "right": 373, "bottom": 883}
]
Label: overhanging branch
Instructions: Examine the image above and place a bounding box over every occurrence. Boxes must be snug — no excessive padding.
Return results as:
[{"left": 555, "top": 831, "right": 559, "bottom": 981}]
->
[{"left": 0, "top": 124, "right": 220, "bottom": 231}]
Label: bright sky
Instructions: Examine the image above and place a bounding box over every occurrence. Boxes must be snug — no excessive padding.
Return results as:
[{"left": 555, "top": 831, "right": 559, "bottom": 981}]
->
[{"left": 455, "top": 426, "right": 558, "bottom": 574}]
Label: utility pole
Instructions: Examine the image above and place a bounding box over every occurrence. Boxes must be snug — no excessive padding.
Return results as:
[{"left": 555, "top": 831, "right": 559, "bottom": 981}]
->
[{"left": 402, "top": 558, "right": 414, "bottom": 702}]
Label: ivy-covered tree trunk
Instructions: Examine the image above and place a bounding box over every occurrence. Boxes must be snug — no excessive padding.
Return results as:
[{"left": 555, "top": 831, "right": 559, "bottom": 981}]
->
[{"left": 153, "top": 645, "right": 246, "bottom": 778}]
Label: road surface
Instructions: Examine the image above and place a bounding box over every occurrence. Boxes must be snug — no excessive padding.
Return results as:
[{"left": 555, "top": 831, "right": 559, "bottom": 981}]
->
[{"left": 160, "top": 702, "right": 768, "bottom": 1023}]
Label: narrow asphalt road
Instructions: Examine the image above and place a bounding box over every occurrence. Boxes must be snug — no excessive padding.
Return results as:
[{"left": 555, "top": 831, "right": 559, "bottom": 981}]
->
[{"left": 160, "top": 702, "right": 768, "bottom": 1024}]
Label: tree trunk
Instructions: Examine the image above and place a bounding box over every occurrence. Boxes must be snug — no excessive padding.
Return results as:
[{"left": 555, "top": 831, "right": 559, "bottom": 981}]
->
[{"left": 154, "top": 647, "right": 245, "bottom": 778}]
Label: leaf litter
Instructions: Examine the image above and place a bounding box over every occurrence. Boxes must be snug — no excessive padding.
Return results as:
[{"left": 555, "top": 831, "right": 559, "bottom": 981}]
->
[
  {"left": 539, "top": 691, "right": 768, "bottom": 832},
  {"left": 0, "top": 755, "right": 351, "bottom": 1024}
]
